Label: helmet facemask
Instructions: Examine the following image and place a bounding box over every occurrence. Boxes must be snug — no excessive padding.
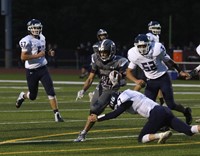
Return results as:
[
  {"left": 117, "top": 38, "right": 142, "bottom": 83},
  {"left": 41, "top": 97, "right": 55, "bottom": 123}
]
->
[
  {"left": 98, "top": 39, "right": 116, "bottom": 62},
  {"left": 137, "top": 44, "right": 149, "bottom": 55},
  {"left": 97, "top": 29, "right": 108, "bottom": 41},
  {"left": 149, "top": 25, "right": 161, "bottom": 35},
  {"left": 134, "top": 34, "right": 150, "bottom": 55},
  {"left": 99, "top": 50, "right": 111, "bottom": 62},
  {"left": 27, "top": 19, "right": 43, "bottom": 36}
]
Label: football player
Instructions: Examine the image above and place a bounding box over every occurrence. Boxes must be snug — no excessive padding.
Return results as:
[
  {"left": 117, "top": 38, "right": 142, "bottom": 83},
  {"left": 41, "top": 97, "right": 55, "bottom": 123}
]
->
[
  {"left": 187, "top": 44, "right": 200, "bottom": 79},
  {"left": 126, "top": 34, "right": 192, "bottom": 125},
  {"left": 74, "top": 39, "right": 129, "bottom": 142},
  {"left": 92, "top": 29, "right": 109, "bottom": 53},
  {"left": 16, "top": 19, "right": 64, "bottom": 122},
  {"left": 134, "top": 21, "right": 164, "bottom": 105},
  {"left": 88, "top": 29, "right": 109, "bottom": 102},
  {"left": 89, "top": 89, "right": 200, "bottom": 144}
]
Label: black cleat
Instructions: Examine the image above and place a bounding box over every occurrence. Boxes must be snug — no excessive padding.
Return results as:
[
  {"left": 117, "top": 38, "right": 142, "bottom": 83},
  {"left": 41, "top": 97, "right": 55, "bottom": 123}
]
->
[{"left": 184, "top": 107, "right": 192, "bottom": 125}]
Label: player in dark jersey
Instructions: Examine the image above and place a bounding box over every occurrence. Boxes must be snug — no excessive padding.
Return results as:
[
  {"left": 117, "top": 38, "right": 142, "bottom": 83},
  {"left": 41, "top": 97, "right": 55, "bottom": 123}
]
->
[{"left": 74, "top": 39, "right": 129, "bottom": 142}]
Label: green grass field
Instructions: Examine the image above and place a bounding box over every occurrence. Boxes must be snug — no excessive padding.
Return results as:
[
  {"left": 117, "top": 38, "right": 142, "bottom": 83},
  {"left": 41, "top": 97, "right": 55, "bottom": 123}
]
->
[{"left": 0, "top": 72, "right": 200, "bottom": 156}]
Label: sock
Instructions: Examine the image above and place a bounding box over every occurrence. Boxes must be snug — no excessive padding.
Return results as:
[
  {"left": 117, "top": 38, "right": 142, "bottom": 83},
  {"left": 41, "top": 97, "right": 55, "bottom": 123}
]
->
[
  {"left": 159, "top": 98, "right": 164, "bottom": 105},
  {"left": 53, "top": 109, "right": 59, "bottom": 114},
  {"left": 191, "top": 125, "right": 199, "bottom": 133},
  {"left": 154, "top": 133, "right": 161, "bottom": 139},
  {"left": 81, "top": 130, "right": 87, "bottom": 135},
  {"left": 141, "top": 134, "right": 150, "bottom": 143}
]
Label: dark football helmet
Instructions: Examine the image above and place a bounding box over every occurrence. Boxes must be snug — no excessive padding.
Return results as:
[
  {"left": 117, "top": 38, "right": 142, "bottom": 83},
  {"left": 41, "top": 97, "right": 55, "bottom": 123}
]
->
[
  {"left": 134, "top": 34, "right": 150, "bottom": 55},
  {"left": 98, "top": 39, "right": 116, "bottom": 62},
  {"left": 148, "top": 21, "right": 161, "bottom": 35},
  {"left": 109, "top": 92, "right": 120, "bottom": 110},
  {"left": 27, "top": 19, "right": 43, "bottom": 36},
  {"left": 97, "top": 29, "right": 108, "bottom": 41}
]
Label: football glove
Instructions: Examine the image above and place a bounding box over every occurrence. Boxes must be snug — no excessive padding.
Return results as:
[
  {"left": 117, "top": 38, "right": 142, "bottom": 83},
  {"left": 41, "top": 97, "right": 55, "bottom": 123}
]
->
[
  {"left": 186, "top": 69, "right": 198, "bottom": 80},
  {"left": 76, "top": 89, "right": 85, "bottom": 101}
]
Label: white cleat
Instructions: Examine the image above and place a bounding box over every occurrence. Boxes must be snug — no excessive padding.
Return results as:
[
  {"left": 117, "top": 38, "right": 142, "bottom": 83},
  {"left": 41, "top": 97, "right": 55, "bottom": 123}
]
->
[
  {"left": 16, "top": 92, "right": 25, "bottom": 108},
  {"left": 54, "top": 112, "right": 64, "bottom": 122},
  {"left": 157, "top": 130, "right": 172, "bottom": 144},
  {"left": 74, "top": 131, "right": 86, "bottom": 142}
]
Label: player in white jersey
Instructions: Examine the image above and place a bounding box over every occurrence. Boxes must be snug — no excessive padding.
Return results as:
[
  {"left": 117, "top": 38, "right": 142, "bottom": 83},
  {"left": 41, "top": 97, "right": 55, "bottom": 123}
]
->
[
  {"left": 134, "top": 21, "right": 164, "bottom": 105},
  {"left": 16, "top": 19, "right": 64, "bottom": 122},
  {"left": 126, "top": 34, "right": 192, "bottom": 125},
  {"left": 188, "top": 44, "right": 200, "bottom": 78},
  {"left": 88, "top": 89, "right": 200, "bottom": 144},
  {"left": 146, "top": 21, "right": 161, "bottom": 43},
  {"left": 187, "top": 44, "right": 200, "bottom": 123}
]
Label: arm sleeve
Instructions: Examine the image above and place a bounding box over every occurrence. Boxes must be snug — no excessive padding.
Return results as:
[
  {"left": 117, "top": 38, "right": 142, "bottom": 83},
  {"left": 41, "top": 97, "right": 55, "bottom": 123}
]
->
[
  {"left": 97, "top": 100, "right": 132, "bottom": 121},
  {"left": 97, "top": 105, "right": 126, "bottom": 121}
]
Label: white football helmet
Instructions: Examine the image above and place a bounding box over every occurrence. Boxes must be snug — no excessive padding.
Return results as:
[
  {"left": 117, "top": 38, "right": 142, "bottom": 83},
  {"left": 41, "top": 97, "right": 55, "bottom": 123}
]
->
[
  {"left": 134, "top": 34, "right": 150, "bottom": 55},
  {"left": 27, "top": 19, "right": 43, "bottom": 36},
  {"left": 148, "top": 21, "right": 161, "bottom": 35}
]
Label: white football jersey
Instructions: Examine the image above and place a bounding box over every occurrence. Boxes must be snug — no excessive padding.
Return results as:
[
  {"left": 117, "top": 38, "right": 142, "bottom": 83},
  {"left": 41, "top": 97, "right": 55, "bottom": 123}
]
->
[
  {"left": 19, "top": 34, "right": 47, "bottom": 69},
  {"left": 146, "top": 32, "right": 159, "bottom": 43},
  {"left": 116, "top": 89, "right": 158, "bottom": 118},
  {"left": 195, "top": 44, "right": 200, "bottom": 71},
  {"left": 127, "top": 42, "right": 171, "bottom": 79}
]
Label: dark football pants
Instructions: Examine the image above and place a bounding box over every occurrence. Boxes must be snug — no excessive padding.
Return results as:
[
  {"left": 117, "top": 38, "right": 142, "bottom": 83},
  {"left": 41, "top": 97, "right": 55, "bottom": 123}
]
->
[
  {"left": 26, "top": 66, "right": 55, "bottom": 100},
  {"left": 90, "top": 84, "right": 116, "bottom": 115},
  {"left": 138, "top": 106, "right": 193, "bottom": 142},
  {"left": 145, "top": 72, "right": 177, "bottom": 110}
]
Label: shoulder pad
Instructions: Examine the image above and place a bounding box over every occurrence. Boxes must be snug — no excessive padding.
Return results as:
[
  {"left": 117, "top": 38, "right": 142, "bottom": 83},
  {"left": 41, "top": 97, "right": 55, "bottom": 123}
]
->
[
  {"left": 19, "top": 36, "right": 31, "bottom": 49},
  {"left": 152, "top": 42, "right": 165, "bottom": 57},
  {"left": 127, "top": 47, "right": 139, "bottom": 62},
  {"left": 39, "top": 34, "right": 45, "bottom": 40}
]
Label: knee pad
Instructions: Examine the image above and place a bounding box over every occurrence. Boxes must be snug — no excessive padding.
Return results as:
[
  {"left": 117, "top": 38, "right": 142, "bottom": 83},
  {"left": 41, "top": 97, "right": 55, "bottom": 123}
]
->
[
  {"left": 48, "top": 95, "right": 56, "bottom": 100},
  {"left": 29, "top": 93, "right": 37, "bottom": 100}
]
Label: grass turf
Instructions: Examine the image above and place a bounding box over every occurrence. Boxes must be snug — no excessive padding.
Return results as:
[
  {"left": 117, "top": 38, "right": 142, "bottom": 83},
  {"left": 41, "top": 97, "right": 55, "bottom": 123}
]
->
[{"left": 0, "top": 72, "right": 200, "bottom": 156}]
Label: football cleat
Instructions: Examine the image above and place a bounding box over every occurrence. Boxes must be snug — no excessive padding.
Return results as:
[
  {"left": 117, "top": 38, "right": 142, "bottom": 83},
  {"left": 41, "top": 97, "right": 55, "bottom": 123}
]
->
[
  {"left": 157, "top": 130, "right": 172, "bottom": 144},
  {"left": 74, "top": 131, "right": 86, "bottom": 142},
  {"left": 195, "top": 119, "right": 200, "bottom": 123},
  {"left": 54, "top": 112, "right": 64, "bottom": 122},
  {"left": 184, "top": 107, "right": 192, "bottom": 125},
  {"left": 16, "top": 92, "right": 25, "bottom": 108}
]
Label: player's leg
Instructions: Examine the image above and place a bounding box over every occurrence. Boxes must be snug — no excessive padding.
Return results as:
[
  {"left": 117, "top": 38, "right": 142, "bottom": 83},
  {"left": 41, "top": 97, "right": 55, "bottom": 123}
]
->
[
  {"left": 16, "top": 69, "right": 39, "bottom": 108},
  {"left": 74, "top": 88, "right": 112, "bottom": 142},
  {"left": 139, "top": 106, "right": 172, "bottom": 144},
  {"left": 157, "top": 89, "right": 165, "bottom": 105},
  {"left": 40, "top": 66, "right": 64, "bottom": 122},
  {"left": 161, "top": 73, "right": 192, "bottom": 125}
]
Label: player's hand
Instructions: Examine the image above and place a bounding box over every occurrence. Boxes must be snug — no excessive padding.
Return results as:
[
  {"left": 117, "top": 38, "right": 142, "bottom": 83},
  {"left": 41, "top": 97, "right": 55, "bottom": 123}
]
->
[
  {"left": 179, "top": 71, "right": 191, "bottom": 80},
  {"left": 88, "top": 114, "right": 97, "bottom": 122},
  {"left": 76, "top": 89, "right": 85, "bottom": 101},
  {"left": 135, "top": 79, "right": 146, "bottom": 88},
  {"left": 48, "top": 49, "right": 55, "bottom": 56},
  {"left": 185, "top": 69, "right": 198, "bottom": 80}
]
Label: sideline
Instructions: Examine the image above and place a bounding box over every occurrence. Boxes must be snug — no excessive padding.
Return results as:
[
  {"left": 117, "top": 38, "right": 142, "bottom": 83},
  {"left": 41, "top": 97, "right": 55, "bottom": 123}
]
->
[{"left": 1, "top": 80, "right": 200, "bottom": 87}]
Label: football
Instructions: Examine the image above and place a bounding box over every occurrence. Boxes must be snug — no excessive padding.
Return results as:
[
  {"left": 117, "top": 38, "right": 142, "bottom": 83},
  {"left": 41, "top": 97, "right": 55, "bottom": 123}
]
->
[{"left": 109, "top": 70, "right": 121, "bottom": 85}]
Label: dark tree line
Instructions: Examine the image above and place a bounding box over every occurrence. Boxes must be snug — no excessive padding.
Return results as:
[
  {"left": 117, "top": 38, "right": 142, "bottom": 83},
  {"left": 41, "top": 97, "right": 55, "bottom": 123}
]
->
[{"left": 1, "top": 0, "right": 200, "bottom": 51}]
